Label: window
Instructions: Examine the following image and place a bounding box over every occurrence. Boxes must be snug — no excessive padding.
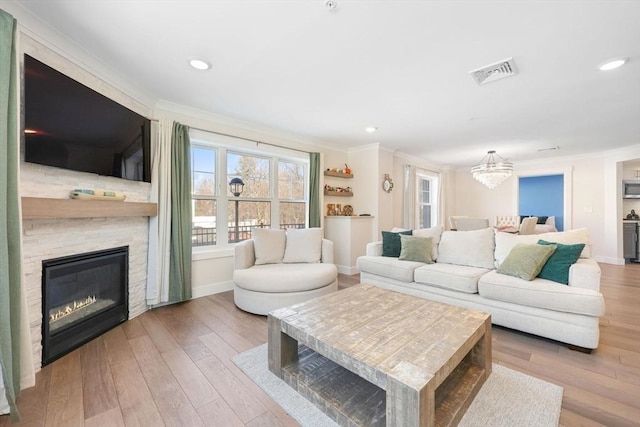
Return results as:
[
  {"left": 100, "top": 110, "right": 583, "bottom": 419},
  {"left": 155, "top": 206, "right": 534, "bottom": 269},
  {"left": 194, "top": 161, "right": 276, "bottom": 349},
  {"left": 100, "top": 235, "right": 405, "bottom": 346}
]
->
[
  {"left": 278, "top": 160, "right": 306, "bottom": 230},
  {"left": 416, "top": 170, "right": 439, "bottom": 229},
  {"left": 190, "top": 133, "right": 308, "bottom": 248},
  {"left": 192, "top": 147, "right": 217, "bottom": 246}
]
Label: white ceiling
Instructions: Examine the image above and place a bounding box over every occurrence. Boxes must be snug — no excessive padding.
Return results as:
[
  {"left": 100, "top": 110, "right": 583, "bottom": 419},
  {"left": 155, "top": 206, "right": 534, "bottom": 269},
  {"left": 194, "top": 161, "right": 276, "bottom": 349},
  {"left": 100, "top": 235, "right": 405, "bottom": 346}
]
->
[{"left": 10, "top": 0, "right": 640, "bottom": 166}]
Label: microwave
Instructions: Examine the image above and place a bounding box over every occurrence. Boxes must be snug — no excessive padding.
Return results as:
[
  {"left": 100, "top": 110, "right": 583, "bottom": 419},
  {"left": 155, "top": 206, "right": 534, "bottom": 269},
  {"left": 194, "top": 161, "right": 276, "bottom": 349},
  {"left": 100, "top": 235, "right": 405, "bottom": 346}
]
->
[{"left": 623, "top": 180, "right": 640, "bottom": 198}]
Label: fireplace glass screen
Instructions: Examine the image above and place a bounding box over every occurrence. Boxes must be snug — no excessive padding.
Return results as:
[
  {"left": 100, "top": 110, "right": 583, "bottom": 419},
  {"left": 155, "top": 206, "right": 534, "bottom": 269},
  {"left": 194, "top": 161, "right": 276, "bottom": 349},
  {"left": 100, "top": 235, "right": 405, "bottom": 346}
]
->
[{"left": 42, "top": 246, "right": 128, "bottom": 365}]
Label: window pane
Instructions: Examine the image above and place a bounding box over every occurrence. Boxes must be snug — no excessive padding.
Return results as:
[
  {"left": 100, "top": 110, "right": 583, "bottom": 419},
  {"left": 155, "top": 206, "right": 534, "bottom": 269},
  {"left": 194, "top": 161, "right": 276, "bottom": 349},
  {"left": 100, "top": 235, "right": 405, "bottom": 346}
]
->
[
  {"left": 192, "top": 199, "right": 216, "bottom": 246},
  {"left": 420, "top": 205, "right": 432, "bottom": 229},
  {"left": 278, "top": 161, "right": 304, "bottom": 200},
  {"left": 228, "top": 201, "right": 271, "bottom": 242},
  {"left": 192, "top": 147, "right": 216, "bottom": 196},
  {"left": 227, "top": 153, "right": 270, "bottom": 198},
  {"left": 280, "top": 202, "right": 305, "bottom": 229}
]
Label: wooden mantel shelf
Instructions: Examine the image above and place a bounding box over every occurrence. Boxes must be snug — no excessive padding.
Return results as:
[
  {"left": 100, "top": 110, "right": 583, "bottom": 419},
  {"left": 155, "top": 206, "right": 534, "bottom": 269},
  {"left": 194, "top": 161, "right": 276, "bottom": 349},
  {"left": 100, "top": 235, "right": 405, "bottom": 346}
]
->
[{"left": 21, "top": 197, "right": 158, "bottom": 220}]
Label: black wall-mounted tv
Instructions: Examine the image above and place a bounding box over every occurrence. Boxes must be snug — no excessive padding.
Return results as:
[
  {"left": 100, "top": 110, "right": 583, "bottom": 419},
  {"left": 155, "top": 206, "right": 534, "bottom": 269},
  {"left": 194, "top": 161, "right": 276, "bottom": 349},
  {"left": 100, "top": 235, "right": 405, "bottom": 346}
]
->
[{"left": 23, "top": 54, "right": 151, "bottom": 183}]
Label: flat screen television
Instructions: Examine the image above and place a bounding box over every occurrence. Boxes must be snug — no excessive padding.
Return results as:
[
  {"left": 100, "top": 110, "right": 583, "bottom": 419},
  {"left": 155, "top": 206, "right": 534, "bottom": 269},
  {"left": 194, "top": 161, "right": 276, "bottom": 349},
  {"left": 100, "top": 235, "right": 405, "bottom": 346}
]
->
[{"left": 23, "top": 54, "right": 151, "bottom": 182}]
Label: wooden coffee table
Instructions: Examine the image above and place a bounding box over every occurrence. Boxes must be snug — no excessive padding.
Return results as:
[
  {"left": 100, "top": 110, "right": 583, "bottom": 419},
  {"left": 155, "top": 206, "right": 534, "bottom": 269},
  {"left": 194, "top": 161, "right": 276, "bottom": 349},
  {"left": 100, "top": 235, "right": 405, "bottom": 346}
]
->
[{"left": 268, "top": 284, "right": 492, "bottom": 427}]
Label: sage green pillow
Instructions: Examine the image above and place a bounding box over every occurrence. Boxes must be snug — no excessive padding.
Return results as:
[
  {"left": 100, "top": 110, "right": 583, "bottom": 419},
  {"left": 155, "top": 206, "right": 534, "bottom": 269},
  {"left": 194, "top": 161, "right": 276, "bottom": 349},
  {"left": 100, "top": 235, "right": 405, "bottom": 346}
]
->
[
  {"left": 536, "top": 239, "right": 585, "bottom": 284},
  {"left": 497, "top": 243, "right": 557, "bottom": 281},
  {"left": 381, "top": 230, "right": 412, "bottom": 257},
  {"left": 399, "top": 235, "right": 434, "bottom": 263}
]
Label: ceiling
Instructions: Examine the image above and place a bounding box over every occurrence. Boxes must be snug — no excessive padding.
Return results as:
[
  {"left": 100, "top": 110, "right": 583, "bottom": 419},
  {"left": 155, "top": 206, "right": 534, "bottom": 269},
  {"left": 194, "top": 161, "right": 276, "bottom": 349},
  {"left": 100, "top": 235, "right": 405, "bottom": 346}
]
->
[{"left": 10, "top": 0, "right": 640, "bottom": 166}]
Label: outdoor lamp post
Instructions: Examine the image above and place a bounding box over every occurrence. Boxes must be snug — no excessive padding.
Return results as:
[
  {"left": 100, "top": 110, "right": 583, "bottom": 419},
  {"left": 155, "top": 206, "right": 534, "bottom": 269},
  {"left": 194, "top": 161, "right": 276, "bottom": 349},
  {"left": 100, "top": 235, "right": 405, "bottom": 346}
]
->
[{"left": 229, "top": 177, "right": 245, "bottom": 242}]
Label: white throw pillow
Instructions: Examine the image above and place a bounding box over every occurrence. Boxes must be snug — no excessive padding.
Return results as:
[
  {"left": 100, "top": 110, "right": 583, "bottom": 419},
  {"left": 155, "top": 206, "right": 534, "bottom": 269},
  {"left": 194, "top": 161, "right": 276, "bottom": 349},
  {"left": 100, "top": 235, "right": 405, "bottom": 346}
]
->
[
  {"left": 283, "top": 228, "right": 323, "bottom": 263},
  {"left": 437, "top": 228, "right": 495, "bottom": 269},
  {"left": 413, "top": 225, "right": 444, "bottom": 261},
  {"left": 252, "top": 228, "right": 286, "bottom": 265},
  {"left": 494, "top": 227, "right": 591, "bottom": 267}
]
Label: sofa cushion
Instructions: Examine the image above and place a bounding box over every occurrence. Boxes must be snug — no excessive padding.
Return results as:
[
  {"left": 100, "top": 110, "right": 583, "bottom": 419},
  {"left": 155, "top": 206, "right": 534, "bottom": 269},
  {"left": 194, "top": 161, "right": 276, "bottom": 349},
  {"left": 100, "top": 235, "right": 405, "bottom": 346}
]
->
[
  {"left": 495, "top": 228, "right": 591, "bottom": 267},
  {"left": 252, "top": 228, "right": 286, "bottom": 265},
  {"left": 381, "top": 230, "right": 412, "bottom": 257},
  {"left": 412, "top": 225, "right": 444, "bottom": 261},
  {"left": 497, "top": 243, "right": 556, "bottom": 281},
  {"left": 414, "top": 263, "right": 490, "bottom": 293},
  {"left": 233, "top": 263, "right": 337, "bottom": 293},
  {"left": 478, "top": 270, "right": 605, "bottom": 316},
  {"left": 357, "top": 255, "right": 424, "bottom": 282},
  {"left": 437, "top": 228, "right": 495, "bottom": 269},
  {"left": 399, "top": 235, "right": 433, "bottom": 264},
  {"left": 536, "top": 240, "right": 585, "bottom": 285},
  {"left": 283, "top": 227, "right": 323, "bottom": 263}
]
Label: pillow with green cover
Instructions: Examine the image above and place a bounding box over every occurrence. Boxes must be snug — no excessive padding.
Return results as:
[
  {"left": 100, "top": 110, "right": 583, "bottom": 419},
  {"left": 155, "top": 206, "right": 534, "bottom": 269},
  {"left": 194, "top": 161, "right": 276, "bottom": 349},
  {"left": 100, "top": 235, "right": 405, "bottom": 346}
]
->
[
  {"left": 497, "top": 243, "right": 556, "bottom": 281},
  {"left": 381, "top": 230, "right": 412, "bottom": 257},
  {"left": 536, "top": 239, "right": 585, "bottom": 284},
  {"left": 399, "top": 235, "right": 434, "bottom": 263}
]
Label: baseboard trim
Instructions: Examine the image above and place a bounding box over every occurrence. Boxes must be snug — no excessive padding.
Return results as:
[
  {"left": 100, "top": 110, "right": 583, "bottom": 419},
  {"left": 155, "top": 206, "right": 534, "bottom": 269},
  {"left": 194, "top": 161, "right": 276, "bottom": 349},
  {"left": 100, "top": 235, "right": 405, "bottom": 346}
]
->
[{"left": 192, "top": 280, "right": 234, "bottom": 298}]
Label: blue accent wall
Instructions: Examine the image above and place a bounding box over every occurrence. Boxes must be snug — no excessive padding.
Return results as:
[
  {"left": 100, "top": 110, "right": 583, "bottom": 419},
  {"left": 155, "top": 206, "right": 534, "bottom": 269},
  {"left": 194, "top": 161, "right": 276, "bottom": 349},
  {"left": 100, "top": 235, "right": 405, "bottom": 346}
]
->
[{"left": 519, "top": 175, "right": 564, "bottom": 231}]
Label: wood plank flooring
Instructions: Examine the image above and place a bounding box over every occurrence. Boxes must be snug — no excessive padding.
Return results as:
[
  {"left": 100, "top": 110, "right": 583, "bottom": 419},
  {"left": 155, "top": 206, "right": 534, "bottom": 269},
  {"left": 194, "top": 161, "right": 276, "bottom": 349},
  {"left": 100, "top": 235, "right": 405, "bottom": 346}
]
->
[{"left": 1, "top": 263, "right": 638, "bottom": 426}]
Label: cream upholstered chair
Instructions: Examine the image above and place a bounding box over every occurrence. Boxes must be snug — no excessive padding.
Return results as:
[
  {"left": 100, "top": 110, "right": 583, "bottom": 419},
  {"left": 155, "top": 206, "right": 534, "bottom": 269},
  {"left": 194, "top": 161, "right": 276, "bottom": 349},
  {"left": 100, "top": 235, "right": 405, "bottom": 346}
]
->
[
  {"left": 495, "top": 215, "right": 520, "bottom": 228},
  {"left": 454, "top": 218, "right": 490, "bottom": 231},
  {"left": 519, "top": 216, "right": 538, "bottom": 235},
  {"left": 233, "top": 228, "right": 338, "bottom": 315},
  {"left": 448, "top": 215, "right": 469, "bottom": 230}
]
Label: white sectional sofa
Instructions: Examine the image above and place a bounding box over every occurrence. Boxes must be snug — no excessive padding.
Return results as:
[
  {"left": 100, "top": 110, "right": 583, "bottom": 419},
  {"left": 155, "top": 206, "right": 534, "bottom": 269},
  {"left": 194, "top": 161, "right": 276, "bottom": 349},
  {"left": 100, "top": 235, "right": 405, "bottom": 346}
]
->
[{"left": 357, "top": 227, "right": 605, "bottom": 351}]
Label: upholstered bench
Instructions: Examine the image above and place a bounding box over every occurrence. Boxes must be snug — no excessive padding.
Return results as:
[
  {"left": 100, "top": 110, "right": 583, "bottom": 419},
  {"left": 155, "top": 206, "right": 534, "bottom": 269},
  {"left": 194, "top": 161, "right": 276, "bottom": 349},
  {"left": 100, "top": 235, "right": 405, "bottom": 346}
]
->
[{"left": 233, "top": 228, "right": 338, "bottom": 315}]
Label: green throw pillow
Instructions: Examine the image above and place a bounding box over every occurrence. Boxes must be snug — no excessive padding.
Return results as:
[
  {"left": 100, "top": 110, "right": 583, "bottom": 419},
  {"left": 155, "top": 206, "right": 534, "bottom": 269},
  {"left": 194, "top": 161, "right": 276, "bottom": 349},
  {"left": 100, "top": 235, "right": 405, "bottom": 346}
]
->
[
  {"left": 399, "top": 235, "right": 434, "bottom": 263},
  {"left": 536, "top": 239, "right": 585, "bottom": 285},
  {"left": 497, "top": 243, "right": 557, "bottom": 281},
  {"left": 381, "top": 230, "right": 412, "bottom": 257}
]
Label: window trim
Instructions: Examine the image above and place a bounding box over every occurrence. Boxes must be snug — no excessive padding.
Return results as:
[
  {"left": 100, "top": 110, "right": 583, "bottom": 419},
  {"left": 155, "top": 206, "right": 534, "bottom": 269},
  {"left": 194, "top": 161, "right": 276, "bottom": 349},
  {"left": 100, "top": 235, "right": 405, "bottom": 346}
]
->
[{"left": 190, "top": 130, "right": 309, "bottom": 250}]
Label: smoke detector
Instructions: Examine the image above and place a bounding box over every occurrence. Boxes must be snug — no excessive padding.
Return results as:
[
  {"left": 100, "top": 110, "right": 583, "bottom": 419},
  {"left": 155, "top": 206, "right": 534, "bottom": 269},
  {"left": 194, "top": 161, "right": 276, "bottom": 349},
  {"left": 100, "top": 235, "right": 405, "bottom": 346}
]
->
[
  {"left": 469, "top": 57, "right": 518, "bottom": 85},
  {"left": 325, "top": 0, "right": 337, "bottom": 11}
]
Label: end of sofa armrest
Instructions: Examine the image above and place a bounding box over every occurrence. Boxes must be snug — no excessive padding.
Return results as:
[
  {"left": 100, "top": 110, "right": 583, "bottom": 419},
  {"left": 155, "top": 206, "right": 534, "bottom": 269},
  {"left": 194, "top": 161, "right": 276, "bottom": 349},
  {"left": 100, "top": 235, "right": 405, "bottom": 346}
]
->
[
  {"left": 568, "top": 258, "right": 601, "bottom": 292},
  {"left": 321, "top": 239, "right": 335, "bottom": 264},
  {"left": 234, "top": 239, "right": 256, "bottom": 269},
  {"left": 366, "top": 241, "right": 383, "bottom": 256}
]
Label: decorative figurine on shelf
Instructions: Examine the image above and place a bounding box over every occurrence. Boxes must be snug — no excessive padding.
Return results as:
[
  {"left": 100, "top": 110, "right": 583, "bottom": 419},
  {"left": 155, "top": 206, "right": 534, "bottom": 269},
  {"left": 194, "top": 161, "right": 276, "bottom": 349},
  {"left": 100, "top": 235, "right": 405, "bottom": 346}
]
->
[
  {"left": 344, "top": 163, "right": 351, "bottom": 174},
  {"left": 627, "top": 209, "right": 639, "bottom": 220},
  {"left": 327, "top": 203, "right": 335, "bottom": 216},
  {"left": 336, "top": 204, "right": 342, "bottom": 215}
]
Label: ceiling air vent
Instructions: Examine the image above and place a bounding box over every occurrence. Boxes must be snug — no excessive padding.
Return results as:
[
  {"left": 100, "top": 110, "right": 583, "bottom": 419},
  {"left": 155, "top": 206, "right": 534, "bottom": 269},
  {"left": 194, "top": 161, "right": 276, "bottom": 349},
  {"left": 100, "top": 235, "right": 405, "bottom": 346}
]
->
[{"left": 469, "top": 57, "right": 518, "bottom": 85}]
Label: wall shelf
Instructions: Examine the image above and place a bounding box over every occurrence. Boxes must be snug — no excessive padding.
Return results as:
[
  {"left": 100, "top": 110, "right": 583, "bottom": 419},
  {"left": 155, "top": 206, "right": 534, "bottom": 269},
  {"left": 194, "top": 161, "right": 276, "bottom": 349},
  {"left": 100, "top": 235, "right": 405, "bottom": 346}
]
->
[
  {"left": 324, "top": 191, "right": 353, "bottom": 197},
  {"left": 21, "top": 197, "right": 158, "bottom": 219},
  {"left": 324, "top": 171, "right": 353, "bottom": 179}
]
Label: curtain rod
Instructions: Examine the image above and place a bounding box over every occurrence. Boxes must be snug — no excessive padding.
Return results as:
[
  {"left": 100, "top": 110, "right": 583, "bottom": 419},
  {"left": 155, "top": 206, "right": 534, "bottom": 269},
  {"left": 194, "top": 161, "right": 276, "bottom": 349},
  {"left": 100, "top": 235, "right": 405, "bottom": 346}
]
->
[{"left": 150, "top": 119, "right": 312, "bottom": 155}]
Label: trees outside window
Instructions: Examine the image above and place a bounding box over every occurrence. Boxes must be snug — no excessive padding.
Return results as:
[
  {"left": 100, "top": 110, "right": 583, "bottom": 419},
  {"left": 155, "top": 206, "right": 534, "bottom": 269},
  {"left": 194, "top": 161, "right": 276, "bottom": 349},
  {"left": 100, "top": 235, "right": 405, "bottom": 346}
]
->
[{"left": 190, "top": 141, "right": 308, "bottom": 247}]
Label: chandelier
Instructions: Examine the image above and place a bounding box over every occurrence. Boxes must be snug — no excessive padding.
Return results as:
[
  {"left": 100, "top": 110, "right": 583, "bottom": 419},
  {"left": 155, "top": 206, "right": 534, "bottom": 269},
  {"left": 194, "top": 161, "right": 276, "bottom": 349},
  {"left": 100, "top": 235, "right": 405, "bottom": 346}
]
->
[{"left": 471, "top": 150, "right": 513, "bottom": 189}]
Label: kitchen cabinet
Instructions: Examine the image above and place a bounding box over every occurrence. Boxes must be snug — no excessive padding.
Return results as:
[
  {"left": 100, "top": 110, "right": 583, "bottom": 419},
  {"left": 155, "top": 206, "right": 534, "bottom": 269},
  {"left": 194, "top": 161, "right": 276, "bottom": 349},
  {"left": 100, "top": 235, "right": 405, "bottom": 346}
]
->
[{"left": 623, "top": 222, "right": 638, "bottom": 261}]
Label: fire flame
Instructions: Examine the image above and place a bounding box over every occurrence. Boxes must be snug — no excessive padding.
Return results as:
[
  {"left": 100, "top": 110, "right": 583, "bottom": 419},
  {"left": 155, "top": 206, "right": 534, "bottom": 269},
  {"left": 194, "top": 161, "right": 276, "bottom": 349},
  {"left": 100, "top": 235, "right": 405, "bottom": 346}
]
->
[{"left": 50, "top": 295, "right": 97, "bottom": 322}]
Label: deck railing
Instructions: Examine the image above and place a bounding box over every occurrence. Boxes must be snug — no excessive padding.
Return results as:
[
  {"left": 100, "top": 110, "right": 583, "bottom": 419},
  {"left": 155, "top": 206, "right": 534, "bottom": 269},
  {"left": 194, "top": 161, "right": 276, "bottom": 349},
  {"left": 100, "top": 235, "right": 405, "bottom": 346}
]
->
[{"left": 192, "top": 223, "right": 305, "bottom": 246}]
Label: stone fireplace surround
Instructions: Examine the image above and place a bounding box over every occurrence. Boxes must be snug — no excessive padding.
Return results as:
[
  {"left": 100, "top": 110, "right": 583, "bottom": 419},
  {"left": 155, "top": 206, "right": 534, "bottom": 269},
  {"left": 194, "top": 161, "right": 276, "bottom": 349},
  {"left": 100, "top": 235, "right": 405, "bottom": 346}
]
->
[{"left": 21, "top": 162, "right": 152, "bottom": 372}]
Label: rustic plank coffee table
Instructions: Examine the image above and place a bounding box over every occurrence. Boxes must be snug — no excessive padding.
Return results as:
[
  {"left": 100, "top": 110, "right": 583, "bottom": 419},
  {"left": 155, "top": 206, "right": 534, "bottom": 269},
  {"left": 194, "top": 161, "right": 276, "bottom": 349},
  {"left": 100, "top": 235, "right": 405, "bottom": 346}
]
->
[{"left": 268, "top": 284, "right": 492, "bottom": 427}]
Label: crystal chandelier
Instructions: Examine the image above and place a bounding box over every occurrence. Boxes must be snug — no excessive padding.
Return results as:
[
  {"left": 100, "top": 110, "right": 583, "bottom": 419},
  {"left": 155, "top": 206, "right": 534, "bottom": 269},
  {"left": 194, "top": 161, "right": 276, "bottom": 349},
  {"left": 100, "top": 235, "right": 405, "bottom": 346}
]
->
[{"left": 471, "top": 150, "right": 513, "bottom": 189}]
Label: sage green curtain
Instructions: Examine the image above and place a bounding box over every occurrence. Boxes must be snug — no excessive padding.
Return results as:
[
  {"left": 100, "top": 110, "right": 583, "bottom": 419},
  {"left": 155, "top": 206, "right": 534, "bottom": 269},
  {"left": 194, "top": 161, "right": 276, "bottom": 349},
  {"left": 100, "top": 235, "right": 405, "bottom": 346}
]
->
[
  {"left": 309, "top": 152, "right": 321, "bottom": 227},
  {"left": 168, "top": 122, "right": 192, "bottom": 303},
  {"left": 0, "top": 9, "right": 21, "bottom": 420}
]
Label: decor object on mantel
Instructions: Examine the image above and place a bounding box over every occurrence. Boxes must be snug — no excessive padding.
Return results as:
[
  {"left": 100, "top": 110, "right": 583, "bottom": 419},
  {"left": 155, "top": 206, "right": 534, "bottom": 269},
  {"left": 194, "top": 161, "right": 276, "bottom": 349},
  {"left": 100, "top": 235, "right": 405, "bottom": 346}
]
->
[
  {"left": 70, "top": 189, "right": 126, "bottom": 201},
  {"left": 471, "top": 150, "right": 513, "bottom": 189}
]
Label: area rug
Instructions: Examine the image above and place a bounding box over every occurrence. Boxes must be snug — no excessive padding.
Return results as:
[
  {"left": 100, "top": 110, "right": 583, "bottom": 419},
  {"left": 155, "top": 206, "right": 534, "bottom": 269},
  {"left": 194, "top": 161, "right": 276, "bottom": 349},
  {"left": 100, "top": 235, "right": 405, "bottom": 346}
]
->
[{"left": 232, "top": 344, "right": 563, "bottom": 427}]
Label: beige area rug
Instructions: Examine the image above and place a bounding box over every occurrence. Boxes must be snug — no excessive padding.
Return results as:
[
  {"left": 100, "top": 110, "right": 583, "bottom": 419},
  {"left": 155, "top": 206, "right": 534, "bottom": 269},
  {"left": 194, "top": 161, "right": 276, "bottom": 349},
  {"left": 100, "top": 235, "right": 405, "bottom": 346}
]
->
[{"left": 233, "top": 344, "right": 563, "bottom": 427}]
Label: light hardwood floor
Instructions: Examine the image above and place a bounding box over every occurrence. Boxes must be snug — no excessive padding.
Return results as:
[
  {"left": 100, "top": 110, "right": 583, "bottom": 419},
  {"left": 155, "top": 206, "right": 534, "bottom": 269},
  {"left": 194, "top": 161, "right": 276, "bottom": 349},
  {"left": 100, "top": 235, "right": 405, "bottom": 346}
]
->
[{"left": 1, "top": 263, "right": 638, "bottom": 426}]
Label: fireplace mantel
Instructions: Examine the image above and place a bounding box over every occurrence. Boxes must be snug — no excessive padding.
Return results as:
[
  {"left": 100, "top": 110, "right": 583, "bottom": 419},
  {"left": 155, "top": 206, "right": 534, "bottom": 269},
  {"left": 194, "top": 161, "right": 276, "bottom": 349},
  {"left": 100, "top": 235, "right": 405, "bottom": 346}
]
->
[{"left": 21, "top": 197, "right": 157, "bottom": 219}]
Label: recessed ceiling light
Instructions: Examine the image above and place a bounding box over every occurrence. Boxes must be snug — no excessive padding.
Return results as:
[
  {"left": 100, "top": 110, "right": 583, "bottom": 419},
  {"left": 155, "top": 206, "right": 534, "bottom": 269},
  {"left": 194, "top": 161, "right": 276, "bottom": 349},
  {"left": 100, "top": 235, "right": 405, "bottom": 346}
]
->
[
  {"left": 189, "top": 59, "right": 211, "bottom": 70},
  {"left": 598, "top": 57, "right": 628, "bottom": 71},
  {"left": 365, "top": 127, "right": 377, "bottom": 133},
  {"left": 24, "top": 129, "right": 37, "bottom": 134}
]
